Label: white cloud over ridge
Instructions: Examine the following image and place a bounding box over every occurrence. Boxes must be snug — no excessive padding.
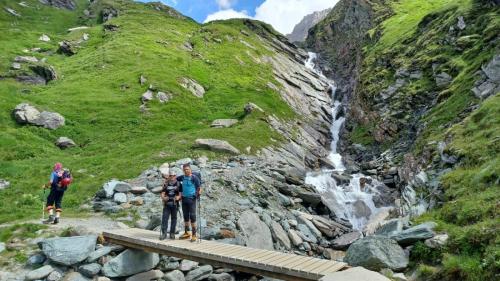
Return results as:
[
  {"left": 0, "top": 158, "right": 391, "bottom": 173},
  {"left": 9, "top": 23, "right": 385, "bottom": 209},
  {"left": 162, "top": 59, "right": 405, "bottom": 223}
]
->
[{"left": 204, "top": 0, "right": 337, "bottom": 35}]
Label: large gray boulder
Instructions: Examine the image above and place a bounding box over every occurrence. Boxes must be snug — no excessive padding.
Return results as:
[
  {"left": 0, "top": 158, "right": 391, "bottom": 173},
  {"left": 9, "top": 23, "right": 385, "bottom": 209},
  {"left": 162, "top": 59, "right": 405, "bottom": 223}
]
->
[
  {"left": 482, "top": 54, "right": 500, "bottom": 82},
  {"left": 79, "top": 263, "right": 101, "bottom": 277},
  {"left": 390, "top": 222, "right": 436, "bottom": 246},
  {"left": 210, "top": 119, "right": 238, "bottom": 128},
  {"left": 320, "top": 267, "right": 390, "bottom": 281},
  {"left": 195, "top": 139, "right": 240, "bottom": 154},
  {"left": 179, "top": 77, "right": 205, "bottom": 98},
  {"left": 40, "top": 235, "right": 97, "bottom": 266},
  {"left": 102, "top": 249, "right": 159, "bottom": 277},
  {"left": 237, "top": 210, "right": 273, "bottom": 250},
  {"left": 331, "top": 231, "right": 362, "bottom": 250},
  {"left": 270, "top": 221, "right": 291, "bottom": 250},
  {"left": 164, "top": 270, "right": 185, "bottom": 281},
  {"left": 185, "top": 265, "right": 213, "bottom": 281},
  {"left": 13, "top": 103, "right": 65, "bottom": 129},
  {"left": 26, "top": 265, "right": 54, "bottom": 280},
  {"left": 345, "top": 236, "right": 408, "bottom": 271},
  {"left": 87, "top": 246, "right": 113, "bottom": 263},
  {"left": 56, "top": 137, "right": 76, "bottom": 149}
]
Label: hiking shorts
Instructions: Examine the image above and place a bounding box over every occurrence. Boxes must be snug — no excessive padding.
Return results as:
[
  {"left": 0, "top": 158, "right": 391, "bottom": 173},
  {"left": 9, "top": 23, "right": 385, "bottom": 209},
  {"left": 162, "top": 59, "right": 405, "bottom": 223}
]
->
[
  {"left": 46, "top": 188, "right": 65, "bottom": 212},
  {"left": 181, "top": 197, "right": 197, "bottom": 223}
]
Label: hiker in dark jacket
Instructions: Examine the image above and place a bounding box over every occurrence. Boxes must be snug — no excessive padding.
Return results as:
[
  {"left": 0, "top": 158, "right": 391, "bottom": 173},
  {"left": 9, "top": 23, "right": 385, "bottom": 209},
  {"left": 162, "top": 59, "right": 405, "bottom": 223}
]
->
[
  {"left": 177, "top": 163, "right": 201, "bottom": 242},
  {"left": 160, "top": 170, "right": 180, "bottom": 240},
  {"left": 43, "top": 162, "right": 72, "bottom": 224}
]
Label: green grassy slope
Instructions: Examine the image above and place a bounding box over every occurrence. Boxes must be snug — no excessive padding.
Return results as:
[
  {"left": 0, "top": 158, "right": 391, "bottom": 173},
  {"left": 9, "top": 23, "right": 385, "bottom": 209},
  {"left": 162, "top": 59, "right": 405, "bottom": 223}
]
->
[
  {"left": 0, "top": 0, "right": 294, "bottom": 223},
  {"left": 346, "top": 0, "right": 499, "bottom": 280}
]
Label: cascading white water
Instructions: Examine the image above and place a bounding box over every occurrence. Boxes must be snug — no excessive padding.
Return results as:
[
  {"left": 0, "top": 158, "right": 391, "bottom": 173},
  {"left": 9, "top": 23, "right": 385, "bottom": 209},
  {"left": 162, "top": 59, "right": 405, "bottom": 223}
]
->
[{"left": 304, "top": 52, "right": 388, "bottom": 231}]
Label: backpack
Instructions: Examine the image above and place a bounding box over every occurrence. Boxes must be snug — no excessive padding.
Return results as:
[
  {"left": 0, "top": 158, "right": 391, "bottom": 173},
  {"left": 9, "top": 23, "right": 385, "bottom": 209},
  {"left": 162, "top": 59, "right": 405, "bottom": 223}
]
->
[{"left": 60, "top": 169, "right": 73, "bottom": 187}]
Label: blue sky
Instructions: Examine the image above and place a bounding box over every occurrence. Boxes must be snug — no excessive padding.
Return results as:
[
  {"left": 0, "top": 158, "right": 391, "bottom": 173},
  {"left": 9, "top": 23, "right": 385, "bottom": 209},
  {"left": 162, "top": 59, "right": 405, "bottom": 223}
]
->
[{"left": 140, "top": 0, "right": 337, "bottom": 35}]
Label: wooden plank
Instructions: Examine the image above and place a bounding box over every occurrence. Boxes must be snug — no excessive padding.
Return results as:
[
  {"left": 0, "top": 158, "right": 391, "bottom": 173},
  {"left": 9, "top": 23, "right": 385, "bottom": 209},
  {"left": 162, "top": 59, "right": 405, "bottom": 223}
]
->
[
  {"left": 265, "top": 254, "right": 294, "bottom": 267},
  {"left": 272, "top": 255, "right": 312, "bottom": 268},
  {"left": 309, "top": 261, "right": 337, "bottom": 274},
  {"left": 297, "top": 258, "right": 326, "bottom": 271},
  {"left": 318, "top": 262, "right": 347, "bottom": 274},
  {"left": 248, "top": 251, "right": 281, "bottom": 264}
]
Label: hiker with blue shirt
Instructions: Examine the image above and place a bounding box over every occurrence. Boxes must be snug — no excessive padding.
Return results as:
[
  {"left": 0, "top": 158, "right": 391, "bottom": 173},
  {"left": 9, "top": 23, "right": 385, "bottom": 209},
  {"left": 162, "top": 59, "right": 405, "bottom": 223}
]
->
[
  {"left": 177, "top": 163, "right": 201, "bottom": 242},
  {"left": 43, "top": 162, "right": 72, "bottom": 224}
]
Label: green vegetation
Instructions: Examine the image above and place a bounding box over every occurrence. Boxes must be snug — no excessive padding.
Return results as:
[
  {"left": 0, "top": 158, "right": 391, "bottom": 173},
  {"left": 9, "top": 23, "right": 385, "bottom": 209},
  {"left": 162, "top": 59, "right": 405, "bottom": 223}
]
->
[
  {"left": 0, "top": 0, "right": 294, "bottom": 223},
  {"left": 350, "top": 0, "right": 499, "bottom": 279}
]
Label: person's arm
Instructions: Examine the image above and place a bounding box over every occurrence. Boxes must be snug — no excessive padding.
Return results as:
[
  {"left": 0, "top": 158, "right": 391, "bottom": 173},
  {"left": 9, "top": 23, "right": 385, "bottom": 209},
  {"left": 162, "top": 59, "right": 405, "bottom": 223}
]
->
[{"left": 45, "top": 172, "right": 55, "bottom": 188}]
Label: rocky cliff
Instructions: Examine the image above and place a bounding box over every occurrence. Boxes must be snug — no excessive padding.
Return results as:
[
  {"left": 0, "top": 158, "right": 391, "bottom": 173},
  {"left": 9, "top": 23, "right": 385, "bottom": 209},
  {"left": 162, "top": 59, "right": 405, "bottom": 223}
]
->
[
  {"left": 286, "top": 8, "right": 332, "bottom": 43},
  {"left": 307, "top": 0, "right": 499, "bottom": 280}
]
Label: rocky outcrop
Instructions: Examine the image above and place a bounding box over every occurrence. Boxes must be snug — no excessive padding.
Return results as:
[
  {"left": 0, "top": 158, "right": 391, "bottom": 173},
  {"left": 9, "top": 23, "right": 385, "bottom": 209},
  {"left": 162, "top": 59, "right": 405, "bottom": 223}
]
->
[
  {"left": 287, "top": 8, "right": 332, "bottom": 43},
  {"left": 211, "top": 119, "right": 238, "bottom": 128},
  {"left": 237, "top": 210, "right": 273, "bottom": 250},
  {"left": 13, "top": 103, "right": 65, "bottom": 129},
  {"left": 195, "top": 139, "right": 240, "bottom": 154},
  {"left": 39, "top": 0, "right": 76, "bottom": 10},
  {"left": 179, "top": 77, "right": 205, "bottom": 98}
]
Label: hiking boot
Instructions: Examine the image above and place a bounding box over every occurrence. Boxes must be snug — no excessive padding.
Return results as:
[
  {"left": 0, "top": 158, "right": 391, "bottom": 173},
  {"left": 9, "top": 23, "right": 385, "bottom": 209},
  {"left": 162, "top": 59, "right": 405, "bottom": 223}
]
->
[
  {"left": 179, "top": 232, "right": 191, "bottom": 240},
  {"left": 169, "top": 233, "right": 175, "bottom": 239},
  {"left": 43, "top": 215, "right": 55, "bottom": 224},
  {"left": 190, "top": 234, "right": 197, "bottom": 242},
  {"left": 159, "top": 232, "right": 167, "bottom": 240},
  {"left": 53, "top": 217, "right": 59, "bottom": 224}
]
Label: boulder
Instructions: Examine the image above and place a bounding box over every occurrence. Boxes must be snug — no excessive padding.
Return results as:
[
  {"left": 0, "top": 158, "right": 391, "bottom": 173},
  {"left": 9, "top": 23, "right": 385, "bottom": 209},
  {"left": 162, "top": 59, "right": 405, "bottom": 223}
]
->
[
  {"left": 26, "top": 265, "right": 54, "bottom": 280},
  {"left": 36, "top": 111, "right": 65, "bottom": 129},
  {"left": 13, "top": 103, "right": 40, "bottom": 124},
  {"left": 237, "top": 210, "right": 273, "bottom": 250},
  {"left": 141, "top": 90, "right": 154, "bottom": 103},
  {"left": 62, "top": 272, "right": 89, "bottom": 281},
  {"left": 27, "top": 253, "right": 46, "bottom": 265},
  {"left": 288, "top": 229, "right": 303, "bottom": 246},
  {"left": 185, "top": 265, "right": 213, "bottom": 281},
  {"left": 30, "top": 64, "right": 58, "bottom": 83},
  {"left": 331, "top": 232, "right": 362, "bottom": 250},
  {"left": 179, "top": 259, "right": 198, "bottom": 271},
  {"left": 296, "top": 191, "right": 322, "bottom": 206},
  {"left": 79, "top": 263, "right": 101, "bottom": 277},
  {"left": 207, "top": 273, "right": 234, "bottom": 281},
  {"left": 424, "top": 233, "right": 449, "bottom": 248},
  {"left": 210, "top": 119, "right": 238, "bottom": 128},
  {"left": 102, "top": 180, "right": 127, "bottom": 198},
  {"left": 374, "top": 218, "right": 404, "bottom": 237},
  {"left": 179, "top": 77, "right": 205, "bottom": 98},
  {"left": 56, "top": 137, "right": 76, "bottom": 149},
  {"left": 0, "top": 179, "right": 10, "bottom": 190},
  {"left": 47, "top": 270, "right": 63, "bottom": 281},
  {"left": 102, "top": 249, "right": 159, "bottom": 277},
  {"left": 114, "top": 182, "right": 132, "bottom": 193},
  {"left": 270, "top": 221, "right": 291, "bottom": 250},
  {"left": 195, "top": 139, "right": 240, "bottom": 154},
  {"left": 11, "top": 62, "right": 21, "bottom": 69},
  {"left": 435, "top": 72, "right": 452, "bottom": 87},
  {"left": 113, "top": 192, "right": 127, "bottom": 204},
  {"left": 130, "top": 186, "right": 148, "bottom": 194},
  {"left": 319, "top": 267, "right": 390, "bottom": 281},
  {"left": 40, "top": 235, "right": 97, "bottom": 266},
  {"left": 244, "top": 102, "right": 264, "bottom": 114},
  {"left": 58, "top": 41, "right": 77, "bottom": 56},
  {"left": 14, "top": 56, "right": 38, "bottom": 63},
  {"left": 156, "top": 91, "right": 172, "bottom": 103},
  {"left": 482, "top": 54, "right": 500, "bottom": 82},
  {"left": 390, "top": 222, "right": 436, "bottom": 246},
  {"left": 41, "top": 0, "right": 76, "bottom": 10},
  {"left": 323, "top": 249, "right": 346, "bottom": 261},
  {"left": 125, "top": 270, "right": 164, "bottom": 281},
  {"left": 345, "top": 236, "right": 408, "bottom": 271},
  {"left": 164, "top": 270, "right": 185, "bottom": 281},
  {"left": 86, "top": 246, "right": 113, "bottom": 263},
  {"left": 296, "top": 224, "right": 317, "bottom": 244}
]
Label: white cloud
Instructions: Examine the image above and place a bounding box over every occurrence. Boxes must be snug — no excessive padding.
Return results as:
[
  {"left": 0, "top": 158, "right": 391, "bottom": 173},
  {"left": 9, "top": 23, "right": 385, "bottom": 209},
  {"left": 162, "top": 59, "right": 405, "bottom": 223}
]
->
[
  {"left": 203, "top": 8, "right": 251, "bottom": 23},
  {"left": 216, "top": 0, "right": 235, "bottom": 9},
  {"left": 204, "top": 0, "right": 337, "bottom": 35}
]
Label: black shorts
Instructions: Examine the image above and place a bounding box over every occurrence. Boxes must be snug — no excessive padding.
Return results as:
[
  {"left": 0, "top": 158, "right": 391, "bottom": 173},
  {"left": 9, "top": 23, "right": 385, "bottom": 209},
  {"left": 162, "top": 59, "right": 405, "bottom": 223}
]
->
[
  {"left": 46, "top": 187, "right": 65, "bottom": 211},
  {"left": 181, "top": 197, "right": 197, "bottom": 223}
]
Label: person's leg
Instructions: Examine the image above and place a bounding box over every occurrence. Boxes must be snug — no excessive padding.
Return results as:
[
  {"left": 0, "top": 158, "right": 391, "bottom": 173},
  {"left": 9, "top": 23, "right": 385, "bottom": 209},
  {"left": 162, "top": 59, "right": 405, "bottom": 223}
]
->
[
  {"left": 169, "top": 204, "right": 177, "bottom": 238},
  {"left": 53, "top": 190, "right": 64, "bottom": 224},
  {"left": 180, "top": 199, "right": 191, "bottom": 239},
  {"left": 160, "top": 206, "right": 169, "bottom": 239},
  {"left": 44, "top": 190, "right": 56, "bottom": 223},
  {"left": 190, "top": 198, "right": 197, "bottom": 241}
]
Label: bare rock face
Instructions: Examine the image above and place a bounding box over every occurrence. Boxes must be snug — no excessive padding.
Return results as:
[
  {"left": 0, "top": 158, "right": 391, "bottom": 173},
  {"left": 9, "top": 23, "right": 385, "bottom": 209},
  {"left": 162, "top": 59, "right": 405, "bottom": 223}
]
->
[
  {"left": 39, "top": 0, "right": 76, "bottom": 10},
  {"left": 179, "top": 77, "right": 205, "bottom": 98},
  {"left": 195, "top": 139, "right": 240, "bottom": 154},
  {"left": 237, "top": 210, "right": 273, "bottom": 250},
  {"left": 286, "top": 8, "right": 332, "bottom": 43}
]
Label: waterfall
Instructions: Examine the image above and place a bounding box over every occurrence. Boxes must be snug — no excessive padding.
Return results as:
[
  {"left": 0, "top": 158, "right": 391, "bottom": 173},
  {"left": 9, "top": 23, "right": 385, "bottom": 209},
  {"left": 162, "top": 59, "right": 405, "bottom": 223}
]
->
[{"left": 304, "top": 52, "right": 388, "bottom": 231}]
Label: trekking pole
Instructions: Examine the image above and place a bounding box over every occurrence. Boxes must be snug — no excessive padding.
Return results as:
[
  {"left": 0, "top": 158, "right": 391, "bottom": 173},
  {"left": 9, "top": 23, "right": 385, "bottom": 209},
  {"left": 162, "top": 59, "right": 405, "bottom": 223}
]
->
[
  {"left": 197, "top": 196, "right": 201, "bottom": 243},
  {"left": 41, "top": 185, "right": 46, "bottom": 221}
]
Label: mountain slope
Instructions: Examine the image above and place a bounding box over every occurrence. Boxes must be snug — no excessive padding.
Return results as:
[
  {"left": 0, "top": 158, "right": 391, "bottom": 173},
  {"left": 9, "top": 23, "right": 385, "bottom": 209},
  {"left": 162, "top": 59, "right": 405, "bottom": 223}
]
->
[
  {"left": 307, "top": 0, "right": 499, "bottom": 280},
  {"left": 0, "top": 0, "right": 332, "bottom": 223},
  {"left": 286, "top": 8, "right": 332, "bottom": 43}
]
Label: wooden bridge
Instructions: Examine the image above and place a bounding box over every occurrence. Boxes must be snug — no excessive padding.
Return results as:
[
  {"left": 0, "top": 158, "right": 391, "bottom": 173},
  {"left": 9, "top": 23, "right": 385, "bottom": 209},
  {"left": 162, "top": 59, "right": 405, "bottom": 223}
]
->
[{"left": 103, "top": 228, "right": 347, "bottom": 281}]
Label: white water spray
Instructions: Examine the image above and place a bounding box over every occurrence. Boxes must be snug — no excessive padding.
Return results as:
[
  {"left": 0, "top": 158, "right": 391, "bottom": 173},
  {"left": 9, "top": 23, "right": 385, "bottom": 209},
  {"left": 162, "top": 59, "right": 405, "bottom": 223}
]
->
[{"left": 304, "top": 52, "right": 388, "bottom": 231}]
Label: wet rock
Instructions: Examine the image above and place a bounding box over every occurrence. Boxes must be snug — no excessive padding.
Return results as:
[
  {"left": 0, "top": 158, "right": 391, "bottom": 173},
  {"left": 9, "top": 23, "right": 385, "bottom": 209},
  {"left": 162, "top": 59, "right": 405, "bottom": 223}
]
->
[
  {"left": 125, "top": 270, "right": 163, "bottom": 281},
  {"left": 374, "top": 218, "right": 404, "bottom": 237},
  {"left": 296, "top": 190, "right": 322, "bottom": 206},
  {"left": 56, "top": 137, "right": 76, "bottom": 149},
  {"left": 345, "top": 236, "right": 408, "bottom": 271},
  {"left": 331, "top": 232, "right": 362, "bottom": 250},
  {"left": 180, "top": 260, "right": 198, "bottom": 271},
  {"left": 353, "top": 200, "right": 371, "bottom": 219},
  {"left": 40, "top": 235, "right": 97, "bottom": 266},
  {"left": 78, "top": 263, "right": 101, "bottom": 277},
  {"left": 185, "top": 265, "right": 213, "bottom": 281},
  {"left": 237, "top": 210, "right": 273, "bottom": 250},
  {"left": 319, "top": 267, "right": 390, "bottom": 281},
  {"left": 26, "top": 265, "right": 54, "bottom": 280},
  {"left": 211, "top": 119, "right": 238, "bottom": 128},
  {"left": 164, "top": 270, "right": 185, "bottom": 281},
  {"left": 390, "top": 222, "right": 436, "bottom": 246},
  {"left": 195, "top": 139, "right": 240, "bottom": 154},
  {"left": 179, "top": 77, "right": 205, "bottom": 98},
  {"left": 102, "top": 249, "right": 159, "bottom": 277}
]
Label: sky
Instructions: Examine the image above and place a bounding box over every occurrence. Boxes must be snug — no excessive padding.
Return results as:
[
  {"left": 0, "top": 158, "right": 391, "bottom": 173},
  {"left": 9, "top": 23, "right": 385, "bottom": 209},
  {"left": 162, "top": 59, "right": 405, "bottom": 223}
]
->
[{"left": 143, "top": 0, "right": 338, "bottom": 35}]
